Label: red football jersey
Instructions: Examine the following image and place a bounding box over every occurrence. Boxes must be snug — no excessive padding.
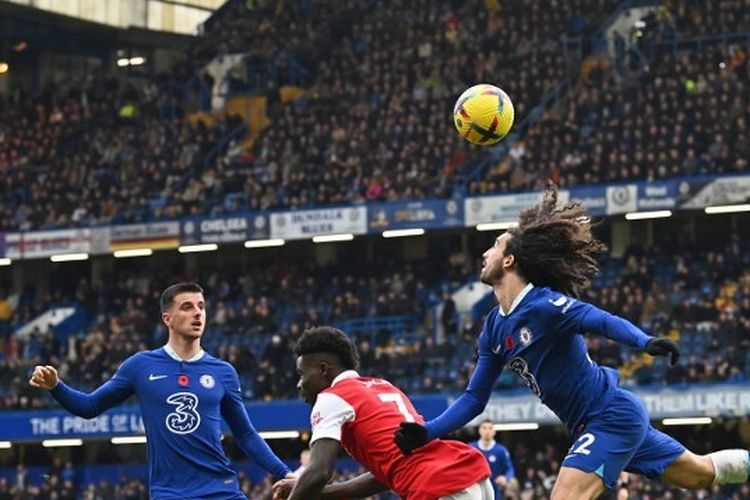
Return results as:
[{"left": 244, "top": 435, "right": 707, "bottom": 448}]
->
[{"left": 309, "top": 371, "right": 490, "bottom": 500}]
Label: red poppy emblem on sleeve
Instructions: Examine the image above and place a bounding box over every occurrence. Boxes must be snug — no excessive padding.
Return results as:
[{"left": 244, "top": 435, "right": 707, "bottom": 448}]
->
[
  {"left": 178, "top": 375, "right": 190, "bottom": 386},
  {"left": 505, "top": 336, "right": 514, "bottom": 350}
]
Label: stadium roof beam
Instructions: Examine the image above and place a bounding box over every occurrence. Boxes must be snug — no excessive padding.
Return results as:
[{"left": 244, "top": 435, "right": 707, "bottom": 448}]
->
[
  {"left": 244, "top": 239, "right": 286, "bottom": 249},
  {"left": 178, "top": 243, "right": 218, "bottom": 254},
  {"left": 258, "top": 431, "right": 301, "bottom": 440},
  {"left": 111, "top": 436, "right": 147, "bottom": 444},
  {"left": 382, "top": 228, "right": 425, "bottom": 238},
  {"left": 42, "top": 439, "right": 83, "bottom": 447},
  {"left": 312, "top": 234, "right": 354, "bottom": 243},
  {"left": 476, "top": 222, "right": 518, "bottom": 231},
  {"left": 704, "top": 204, "right": 750, "bottom": 215},
  {"left": 113, "top": 248, "right": 153, "bottom": 258},
  {"left": 50, "top": 253, "right": 89, "bottom": 262},
  {"left": 662, "top": 417, "right": 712, "bottom": 426},
  {"left": 492, "top": 422, "right": 540, "bottom": 431},
  {"left": 624, "top": 210, "right": 672, "bottom": 221}
]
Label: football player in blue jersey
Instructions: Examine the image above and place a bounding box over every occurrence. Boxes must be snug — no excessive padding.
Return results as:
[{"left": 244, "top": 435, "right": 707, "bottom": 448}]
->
[
  {"left": 470, "top": 420, "right": 515, "bottom": 499},
  {"left": 395, "top": 185, "right": 750, "bottom": 499},
  {"left": 30, "top": 282, "right": 292, "bottom": 499}
]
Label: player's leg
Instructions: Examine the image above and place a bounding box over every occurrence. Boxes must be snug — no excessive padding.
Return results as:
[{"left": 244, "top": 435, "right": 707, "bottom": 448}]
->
[
  {"left": 438, "top": 477, "right": 494, "bottom": 500},
  {"left": 553, "top": 390, "right": 650, "bottom": 499},
  {"left": 662, "top": 448, "right": 749, "bottom": 490},
  {"left": 551, "top": 467, "right": 606, "bottom": 500},
  {"left": 625, "top": 423, "right": 750, "bottom": 490}
]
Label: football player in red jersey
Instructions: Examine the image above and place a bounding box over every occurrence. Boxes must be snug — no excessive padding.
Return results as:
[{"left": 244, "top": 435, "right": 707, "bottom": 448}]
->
[{"left": 274, "top": 326, "right": 492, "bottom": 500}]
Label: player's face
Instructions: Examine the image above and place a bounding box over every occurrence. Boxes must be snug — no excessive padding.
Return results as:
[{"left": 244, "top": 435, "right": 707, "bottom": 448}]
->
[
  {"left": 162, "top": 292, "right": 206, "bottom": 339},
  {"left": 478, "top": 422, "right": 496, "bottom": 441},
  {"left": 296, "top": 355, "right": 329, "bottom": 405},
  {"left": 480, "top": 232, "right": 513, "bottom": 285}
]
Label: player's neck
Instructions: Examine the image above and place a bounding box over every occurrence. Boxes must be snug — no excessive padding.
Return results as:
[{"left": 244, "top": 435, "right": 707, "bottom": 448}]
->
[
  {"left": 166, "top": 335, "right": 202, "bottom": 361},
  {"left": 479, "top": 438, "right": 494, "bottom": 449},
  {"left": 496, "top": 273, "right": 528, "bottom": 314}
]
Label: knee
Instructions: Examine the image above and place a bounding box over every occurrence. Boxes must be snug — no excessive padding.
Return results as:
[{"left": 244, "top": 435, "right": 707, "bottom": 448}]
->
[
  {"left": 681, "top": 455, "right": 716, "bottom": 490},
  {"left": 551, "top": 481, "right": 602, "bottom": 500}
]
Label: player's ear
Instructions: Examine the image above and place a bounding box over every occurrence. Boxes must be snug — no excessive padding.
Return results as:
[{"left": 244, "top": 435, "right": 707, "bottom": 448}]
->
[
  {"left": 161, "top": 311, "right": 170, "bottom": 327},
  {"left": 319, "top": 359, "right": 336, "bottom": 379},
  {"left": 503, "top": 253, "right": 515, "bottom": 269}
]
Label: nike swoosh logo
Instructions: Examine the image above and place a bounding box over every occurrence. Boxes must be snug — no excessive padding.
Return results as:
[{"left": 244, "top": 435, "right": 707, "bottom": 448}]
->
[
  {"left": 549, "top": 296, "right": 567, "bottom": 307},
  {"left": 149, "top": 374, "right": 168, "bottom": 381}
]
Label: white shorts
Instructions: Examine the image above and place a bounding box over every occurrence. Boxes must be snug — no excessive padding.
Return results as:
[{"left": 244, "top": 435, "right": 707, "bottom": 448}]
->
[{"left": 439, "top": 477, "right": 494, "bottom": 500}]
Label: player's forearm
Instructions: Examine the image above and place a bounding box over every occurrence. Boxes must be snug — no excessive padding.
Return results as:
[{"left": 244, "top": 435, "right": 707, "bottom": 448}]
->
[
  {"left": 50, "top": 381, "right": 101, "bottom": 419},
  {"left": 425, "top": 389, "right": 487, "bottom": 440},
  {"left": 320, "top": 472, "right": 389, "bottom": 499},
  {"left": 580, "top": 307, "right": 651, "bottom": 349},
  {"left": 237, "top": 430, "right": 291, "bottom": 479},
  {"left": 425, "top": 351, "right": 498, "bottom": 440},
  {"left": 288, "top": 467, "right": 331, "bottom": 500}
]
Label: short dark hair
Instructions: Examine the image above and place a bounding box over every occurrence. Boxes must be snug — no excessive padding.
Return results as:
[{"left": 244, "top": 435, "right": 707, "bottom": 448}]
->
[
  {"left": 480, "top": 419, "right": 494, "bottom": 426},
  {"left": 294, "top": 326, "right": 359, "bottom": 370},
  {"left": 160, "top": 282, "right": 204, "bottom": 313},
  {"left": 505, "top": 183, "right": 607, "bottom": 297}
]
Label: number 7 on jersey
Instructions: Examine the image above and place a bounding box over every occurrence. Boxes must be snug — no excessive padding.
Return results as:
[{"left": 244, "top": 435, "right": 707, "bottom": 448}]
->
[{"left": 379, "top": 393, "right": 416, "bottom": 422}]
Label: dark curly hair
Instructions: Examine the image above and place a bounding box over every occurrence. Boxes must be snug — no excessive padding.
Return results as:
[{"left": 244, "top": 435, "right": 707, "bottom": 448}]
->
[
  {"left": 294, "top": 326, "right": 359, "bottom": 370},
  {"left": 505, "top": 183, "right": 607, "bottom": 297}
]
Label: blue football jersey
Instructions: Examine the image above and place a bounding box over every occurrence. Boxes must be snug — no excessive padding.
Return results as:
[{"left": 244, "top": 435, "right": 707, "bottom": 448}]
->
[
  {"left": 471, "top": 440, "right": 514, "bottom": 498},
  {"left": 426, "top": 284, "right": 652, "bottom": 439},
  {"left": 51, "top": 346, "right": 289, "bottom": 499}
]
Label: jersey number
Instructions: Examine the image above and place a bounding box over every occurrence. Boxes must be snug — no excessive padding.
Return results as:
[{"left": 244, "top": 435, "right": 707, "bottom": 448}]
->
[
  {"left": 571, "top": 433, "right": 596, "bottom": 456},
  {"left": 508, "top": 357, "right": 542, "bottom": 397},
  {"left": 165, "top": 392, "right": 201, "bottom": 434},
  {"left": 378, "top": 393, "right": 416, "bottom": 423}
]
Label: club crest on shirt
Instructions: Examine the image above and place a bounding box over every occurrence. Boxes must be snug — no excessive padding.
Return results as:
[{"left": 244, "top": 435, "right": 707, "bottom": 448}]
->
[
  {"left": 200, "top": 374, "right": 215, "bottom": 389},
  {"left": 519, "top": 327, "right": 533, "bottom": 346}
]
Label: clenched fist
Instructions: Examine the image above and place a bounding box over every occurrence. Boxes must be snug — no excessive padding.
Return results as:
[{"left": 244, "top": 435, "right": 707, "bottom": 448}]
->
[{"left": 29, "top": 365, "right": 60, "bottom": 390}]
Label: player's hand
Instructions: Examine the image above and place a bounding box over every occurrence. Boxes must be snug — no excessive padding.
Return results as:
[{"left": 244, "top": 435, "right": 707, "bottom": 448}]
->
[
  {"left": 645, "top": 338, "right": 680, "bottom": 366},
  {"left": 271, "top": 477, "right": 295, "bottom": 500},
  {"left": 394, "top": 422, "right": 428, "bottom": 456},
  {"left": 29, "top": 365, "right": 59, "bottom": 390}
]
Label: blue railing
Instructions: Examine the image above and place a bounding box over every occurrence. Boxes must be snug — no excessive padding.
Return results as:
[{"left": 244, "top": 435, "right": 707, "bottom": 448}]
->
[
  {"left": 334, "top": 315, "right": 418, "bottom": 345},
  {"left": 641, "top": 31, "right": 750, "bottom": 57},
  {"left": 175, "top": 120, "right": 248, "bottom": 192}
]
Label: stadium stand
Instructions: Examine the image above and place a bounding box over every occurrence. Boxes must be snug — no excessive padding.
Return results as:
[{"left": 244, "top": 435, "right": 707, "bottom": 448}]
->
[
  {"left": 2, "top": 230, "right": 749, "bottom": 410},
  {"left": 1, "top": 0, "right": 750, "bottom": 499}
]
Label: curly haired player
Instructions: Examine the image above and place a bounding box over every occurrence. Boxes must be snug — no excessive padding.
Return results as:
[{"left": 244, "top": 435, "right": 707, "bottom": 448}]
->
[{"left": 394, "top": 184, "right": 750, "bottom": 499}]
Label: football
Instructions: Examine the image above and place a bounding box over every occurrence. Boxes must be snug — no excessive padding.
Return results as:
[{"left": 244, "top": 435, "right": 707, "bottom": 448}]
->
[{"left": 453, "top": 83, "right": 514, "bottom": 146}]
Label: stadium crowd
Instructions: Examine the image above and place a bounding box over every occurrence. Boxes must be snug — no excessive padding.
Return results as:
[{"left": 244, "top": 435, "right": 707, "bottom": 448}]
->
[
  {"left": 14, "top": 0, "right": 748, "bottom": 229},
  {"left": 1, "top": 232, "right": 749, "bottom": 411},
  {"left": 470, "top": 40, "right": 749, "bottom": 193}
]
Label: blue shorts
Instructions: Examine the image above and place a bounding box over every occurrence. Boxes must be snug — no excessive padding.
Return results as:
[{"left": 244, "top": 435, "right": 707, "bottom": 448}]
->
[{"left": 562, "top": 389, "right": 685, "bottom": 489}]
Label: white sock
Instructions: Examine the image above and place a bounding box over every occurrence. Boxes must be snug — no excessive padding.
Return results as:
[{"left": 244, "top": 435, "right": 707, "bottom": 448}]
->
[{"left": 709, "top": 450, "right": 750, "bottom": 485}]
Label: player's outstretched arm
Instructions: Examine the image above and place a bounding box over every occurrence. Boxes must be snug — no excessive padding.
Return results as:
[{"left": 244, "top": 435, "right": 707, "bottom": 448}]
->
[
  {"left": 557, "top": 297, "right": 680, "bottom": 364},
  {"left": 318, "top": 472, "right": 389, "bottom": 499},
  {"left": 395, "top": 332, "right": 502, "bottom": 455},
  {"left": 29, "top": 364, "right": 135, "bottom": 418},
  {"left": 286, "top": 438, "right": 340, "bottom": 500},
  {"left": 221, "top": 367, "right": 291, "bottom": 479},
  {"left": 580, "top": 304, "right": 680, "bottom": 364}
]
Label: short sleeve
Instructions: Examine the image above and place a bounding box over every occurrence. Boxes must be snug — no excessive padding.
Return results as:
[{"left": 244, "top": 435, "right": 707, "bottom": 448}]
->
[{"left": 309, "top": 392, "right": 356, "bottom": 444}]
